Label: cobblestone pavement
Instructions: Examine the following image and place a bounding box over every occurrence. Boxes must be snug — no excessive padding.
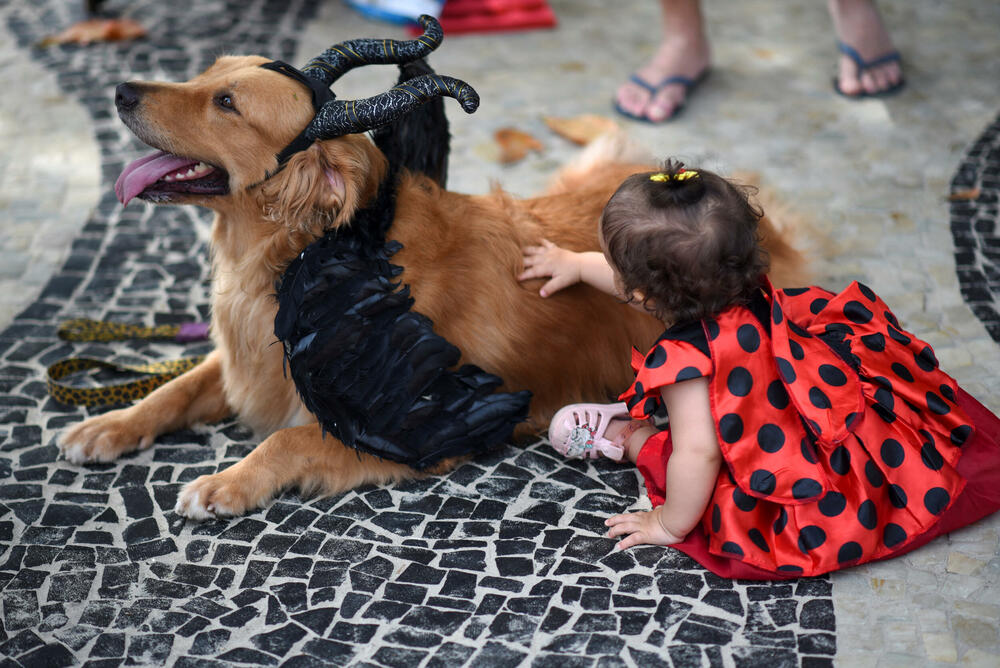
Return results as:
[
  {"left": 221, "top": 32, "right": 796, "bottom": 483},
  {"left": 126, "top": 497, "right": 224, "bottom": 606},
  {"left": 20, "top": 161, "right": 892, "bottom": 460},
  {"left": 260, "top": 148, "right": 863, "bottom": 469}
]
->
[{"left": 0, "top": 0, "right": 998, "bottom": 666}]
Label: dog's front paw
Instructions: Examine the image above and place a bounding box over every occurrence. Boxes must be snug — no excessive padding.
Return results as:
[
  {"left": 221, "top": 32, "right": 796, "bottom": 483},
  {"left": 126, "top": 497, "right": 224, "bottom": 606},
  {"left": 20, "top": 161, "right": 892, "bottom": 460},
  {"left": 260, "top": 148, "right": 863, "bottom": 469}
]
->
[
  {"left": 60, "top": 408, "right": 155, "bottom": 464},
  {"left": 175, "top": 471, "right": 257, "bottom": 521}
]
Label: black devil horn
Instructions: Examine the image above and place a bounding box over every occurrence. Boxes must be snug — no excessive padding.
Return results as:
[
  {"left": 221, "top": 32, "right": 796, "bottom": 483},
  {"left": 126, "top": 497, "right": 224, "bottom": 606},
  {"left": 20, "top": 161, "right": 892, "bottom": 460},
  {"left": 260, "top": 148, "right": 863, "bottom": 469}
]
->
[
  {"left": 305, "top": 73, "right": 479, "bottom": 140},
  {"left": 302, "top": 14, "right": 444, "bottom": 87}
]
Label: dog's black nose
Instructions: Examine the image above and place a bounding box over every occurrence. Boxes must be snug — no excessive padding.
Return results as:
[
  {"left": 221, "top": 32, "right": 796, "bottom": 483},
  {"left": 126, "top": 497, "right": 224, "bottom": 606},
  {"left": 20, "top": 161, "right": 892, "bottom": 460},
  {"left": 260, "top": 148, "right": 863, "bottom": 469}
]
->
[{"left": 115, "top": 82, "right": 141, "bottom": 111}]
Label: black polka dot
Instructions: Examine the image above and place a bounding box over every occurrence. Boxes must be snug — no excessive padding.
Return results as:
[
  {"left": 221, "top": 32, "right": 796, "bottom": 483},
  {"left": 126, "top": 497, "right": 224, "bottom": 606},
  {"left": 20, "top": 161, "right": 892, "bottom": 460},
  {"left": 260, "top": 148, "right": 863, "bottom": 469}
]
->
[
  {"left": 776, "top": 357, "right": 796, "bottom": 383},
  {"left": 818, "top": 491, "right": 847, "bottom": 517},
  {"left": 914, "top": 346, "right": 938, "bottom": 372},
  {"left": 857, "top": 500, "right": 878, "bottom": 529},
  {"left": 825, "top": 323, "right": 855, "bottom": 339},
  {"left": 767, "top": 380, "right": 790, "bottom": 410},
  {"left": 732, "top": 488, "right": 757, "bottom": 512},
  {"left": 926, "top": 391, "right": 951, "bottom": 415},
  {"left": 711, "top": 504, "right": 721, "bottom": 532},
  {"left": 857, "top": 283, "right": 877, "bottom": 301},
  {"left": 838, "top": 541, "right": 863, "bottom": 563},
  {"left": 934, "top": 386, "right": 955, "bottom": 407},
  {"left": 773, "top": 508, "right": 788, "bottom": 535},
  {"left": 809, "top": 386, "right": 831, "bottom": 409},
  {"left": 864, "top": 460, "right": 884, "bottom": 488},
  {"left": 845, "top": 412, "right": 859, "bottom": 429},
  {"left": 626, "top": 394, "right": 641, "bottom": 410},
  {"left": 861, "top": 333, "right": 886, "bottom": 352},
  {"left": 632, "top": 380, "right": 645, "bottom": 398},
  {"left": 887, "top": 325, "right": 911, "bottom": 346},
  {"left": 924, "top": 487, "right": 950, "bottom": 515},
  {"left": 888, "top": 484, "right": 907, "bottom": 509},
  {"left": 830, "top": 446, "right": 851, "bottom": 475},
  {"left": 783, "top": 287, "right": 809, "bottom": 296},
  {"left": 675, "top": 366, "right": 703, "bottom": 382},
  {"left": 772, "top": 301, "right": 783, "bottom": 324},
  {"left": 951, "top": 425, "right": 972, "bottom": 447},
  {"left": 642, "top": 397, "right": 658, "bottom": 416},
  {"left": 871, "top": 375, "right": 893, "bottom": 391},
  {"left": 874, "top": 387, "right": 894, "bottom": 413},
  {"left": 645, "top": 346, "right": 667, "bottom": 368},
  {"left": 792, "top": 478, "right": 823, "bottom": 500},
  {"left": 721, "top": 541, "right": 744, "bottom": 556},
  {"left": 727, "top": 367, "right": 753, "bottom": 397},
  {"left": 818, "top": 364, "right": 847, "bottom": 387},
  {"left": 880, "top": 439, "right": 904, "bottom": 468},
  {"left": 787, "top": 320, "right": 812, "bottom": 338},
  {"left": 777, "top": 564, "right": 804, "bottom": 573},
  {"left": 873, "top": 402, "right": 896, "bottom": 424},
  {"left": 810, "top": 298, "right": 829, "bottom": 314},
  {"left": 903, "top": 398, "right": 923, "bottom": 414},
  {"left": 921, "top": 441, "right": 944, "bottom": 471},
  {"left": 748, "top": 529, "right": 771, "bottom": 553},
  {"left": 884, "top": 310, "right": 900, "bottom": 328},
  {"left": 705, "top": 319, "right": 720, "bottom": 340},
  {"left": 750, "top": 469, "right": 777, "bottom": 495},
  {"left": 757, "top": 424, "right": 785, "bottom": 453},
  {"left": 891, "top": 363, "right": 914, "bottom": 383},
  {"left": 789, "top": 339, "right": 805, "bottom": 360},
  {"left": 737, "top": 324, "right": 761, "bottom": 353},
  {"left": 844, "top": 300, "right": 873, "bottom": 324},
  {"left": 800, "top": 438, "right": 818, "bottom": 464},
  {"left": 719, "top": 414, "right": 743, "bottom": 444},
  {"left": 883, "top": 523, "right": 907, "bottom": 548},
  {"left": 797, "top": 525, "right": 827, "bottom": 552}
]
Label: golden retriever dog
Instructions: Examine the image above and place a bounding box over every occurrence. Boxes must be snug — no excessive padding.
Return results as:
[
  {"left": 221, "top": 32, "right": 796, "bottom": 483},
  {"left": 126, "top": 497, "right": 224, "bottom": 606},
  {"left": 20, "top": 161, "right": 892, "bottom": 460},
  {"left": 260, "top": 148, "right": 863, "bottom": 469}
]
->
[{"left": 60, "top": 19, "right": 803, "bottom": 519}]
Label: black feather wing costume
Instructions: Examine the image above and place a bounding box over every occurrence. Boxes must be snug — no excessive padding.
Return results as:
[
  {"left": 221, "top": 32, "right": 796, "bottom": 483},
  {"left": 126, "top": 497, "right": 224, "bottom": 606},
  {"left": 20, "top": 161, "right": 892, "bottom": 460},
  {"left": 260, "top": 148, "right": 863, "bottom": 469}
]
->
[{"left": 274, "top": 62, "right": 532, "bottom": 470}]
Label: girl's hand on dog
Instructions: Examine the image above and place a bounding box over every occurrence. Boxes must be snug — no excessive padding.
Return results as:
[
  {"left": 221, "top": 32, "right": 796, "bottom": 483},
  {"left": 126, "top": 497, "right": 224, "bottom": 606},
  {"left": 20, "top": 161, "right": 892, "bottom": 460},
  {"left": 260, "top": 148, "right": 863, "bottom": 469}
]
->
[
  {"left": 606, "top": 507, "right": 686, "bottom": 549},
  {"left": 518, "top": 239, "right": 583, "bottom": 297}
]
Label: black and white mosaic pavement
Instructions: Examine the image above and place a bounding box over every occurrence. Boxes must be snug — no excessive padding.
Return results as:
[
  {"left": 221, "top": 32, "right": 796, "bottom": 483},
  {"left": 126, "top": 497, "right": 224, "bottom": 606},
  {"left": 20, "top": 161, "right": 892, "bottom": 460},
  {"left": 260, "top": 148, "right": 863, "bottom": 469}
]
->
[
  {"left": 1, "top": 1, "right": 837, "bottom": 665},
  {"left": 952, "top": 112, "right": 1000, "bottom": 344}
]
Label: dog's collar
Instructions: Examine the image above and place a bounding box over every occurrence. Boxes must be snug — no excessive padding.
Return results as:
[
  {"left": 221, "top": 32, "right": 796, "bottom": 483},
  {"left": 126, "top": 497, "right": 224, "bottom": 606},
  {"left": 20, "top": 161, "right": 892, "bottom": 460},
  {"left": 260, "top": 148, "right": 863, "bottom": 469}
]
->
[{"left": 260, "top": 60, "right": 335, "bottom": 167}]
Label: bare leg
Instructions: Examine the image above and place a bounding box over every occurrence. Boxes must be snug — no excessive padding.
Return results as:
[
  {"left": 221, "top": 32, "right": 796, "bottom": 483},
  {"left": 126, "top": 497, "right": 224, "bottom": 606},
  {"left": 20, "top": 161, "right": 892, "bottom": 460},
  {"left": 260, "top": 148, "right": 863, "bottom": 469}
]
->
[
  {"left": 615, "top": 0, "right": 711, "bottom": 122},
  {"left": 174, "top": 423, "right": 454, "bottom": 519},
  {"left": 828, "top": 0, "right": 903, "bottom": 96},
  {"left": 60, "top": 350, "right": 230, "bottom": 463},
  {"left": 602, "top": 418, "right": 661, "bottom": 464}
]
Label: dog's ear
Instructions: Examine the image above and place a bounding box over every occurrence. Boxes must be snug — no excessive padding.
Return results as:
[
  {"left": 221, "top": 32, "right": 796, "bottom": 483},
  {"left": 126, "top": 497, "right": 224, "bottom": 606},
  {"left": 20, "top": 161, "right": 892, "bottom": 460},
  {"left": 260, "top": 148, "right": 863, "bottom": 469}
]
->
[{"left": 259, "top": 135, "right": 387, "bottom": 234}]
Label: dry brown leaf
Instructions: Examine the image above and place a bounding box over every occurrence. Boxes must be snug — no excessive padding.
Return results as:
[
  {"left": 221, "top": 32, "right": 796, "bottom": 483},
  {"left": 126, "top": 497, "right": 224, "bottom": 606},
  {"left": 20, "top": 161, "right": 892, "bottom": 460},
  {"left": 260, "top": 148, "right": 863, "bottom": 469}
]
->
[
  {"left": 494, "top": 128, "right": 543, "bottom": 164},
  {"left": 39, "top": 18, "right": 146, "bottom": 46},
  {"left": 947, "top": 187, "right": 980, "bottom": 201},
  {"left": 543, "top": 114, "right": 618, "bottom": 145}
]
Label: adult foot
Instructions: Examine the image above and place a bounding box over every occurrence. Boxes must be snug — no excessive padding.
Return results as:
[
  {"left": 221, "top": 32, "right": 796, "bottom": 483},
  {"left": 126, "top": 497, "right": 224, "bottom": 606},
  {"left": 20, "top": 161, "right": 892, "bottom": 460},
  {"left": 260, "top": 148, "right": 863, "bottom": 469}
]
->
[
  {"left": 614, "top": 35, "right": 711, "bottom": 123},
  {"left": 828, "top": 0, "right": 904, "bottom": 97}
]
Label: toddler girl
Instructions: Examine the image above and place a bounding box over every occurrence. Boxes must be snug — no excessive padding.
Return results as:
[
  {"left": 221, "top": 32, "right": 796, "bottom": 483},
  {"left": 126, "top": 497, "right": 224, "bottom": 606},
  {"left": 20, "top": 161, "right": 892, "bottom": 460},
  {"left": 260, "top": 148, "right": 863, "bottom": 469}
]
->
[{"left": 518, "top": 160, "right": 1000, "bottom": 578}]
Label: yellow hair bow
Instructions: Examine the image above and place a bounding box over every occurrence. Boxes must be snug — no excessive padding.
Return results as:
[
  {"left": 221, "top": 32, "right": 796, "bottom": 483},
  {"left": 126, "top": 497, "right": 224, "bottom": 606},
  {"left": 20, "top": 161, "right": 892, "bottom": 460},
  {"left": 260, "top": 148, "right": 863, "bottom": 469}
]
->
[{"left": 650, "top": 170, "right": 699, "bottom": 182}]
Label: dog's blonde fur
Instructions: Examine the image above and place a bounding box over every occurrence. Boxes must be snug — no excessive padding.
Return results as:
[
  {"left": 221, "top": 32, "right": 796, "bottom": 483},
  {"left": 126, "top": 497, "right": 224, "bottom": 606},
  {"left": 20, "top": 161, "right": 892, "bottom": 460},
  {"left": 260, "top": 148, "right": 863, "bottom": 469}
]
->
[{"left": 61, "top": 56, "right": 804, "bottom": 518}]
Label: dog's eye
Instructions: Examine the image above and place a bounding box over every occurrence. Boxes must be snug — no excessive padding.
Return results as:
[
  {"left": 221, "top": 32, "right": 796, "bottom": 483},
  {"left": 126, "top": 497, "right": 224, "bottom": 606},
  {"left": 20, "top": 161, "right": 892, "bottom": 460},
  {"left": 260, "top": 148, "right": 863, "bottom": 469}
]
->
[{"left": 214, "top": 93, "right": 237, "bottom": 112}]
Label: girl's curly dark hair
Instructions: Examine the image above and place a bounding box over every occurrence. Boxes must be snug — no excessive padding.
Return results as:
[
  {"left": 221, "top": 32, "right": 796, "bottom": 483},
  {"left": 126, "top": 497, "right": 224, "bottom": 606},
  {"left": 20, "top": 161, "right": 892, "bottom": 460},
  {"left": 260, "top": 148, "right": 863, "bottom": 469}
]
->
[{"left": 600, "top": 159, "right": 769, "bottom": 324}]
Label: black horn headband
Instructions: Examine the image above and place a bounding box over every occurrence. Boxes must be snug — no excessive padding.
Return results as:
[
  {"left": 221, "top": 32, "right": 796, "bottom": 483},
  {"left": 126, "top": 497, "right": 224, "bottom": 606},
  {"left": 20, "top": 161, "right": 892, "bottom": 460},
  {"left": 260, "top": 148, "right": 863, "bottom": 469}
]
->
[{"left": 259, "top": 15, "right": 478, "bottom": 170}]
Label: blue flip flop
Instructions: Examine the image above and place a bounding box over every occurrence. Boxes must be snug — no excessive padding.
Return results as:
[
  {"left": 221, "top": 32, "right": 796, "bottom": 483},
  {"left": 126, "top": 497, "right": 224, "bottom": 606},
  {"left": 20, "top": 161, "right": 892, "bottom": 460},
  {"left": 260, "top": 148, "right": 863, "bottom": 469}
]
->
[
  {"left": 613, "top": 69, "right": 710, "bottom": 123},
  {"left": 832, "top": 41, "right": 905, "bottom": 99}
]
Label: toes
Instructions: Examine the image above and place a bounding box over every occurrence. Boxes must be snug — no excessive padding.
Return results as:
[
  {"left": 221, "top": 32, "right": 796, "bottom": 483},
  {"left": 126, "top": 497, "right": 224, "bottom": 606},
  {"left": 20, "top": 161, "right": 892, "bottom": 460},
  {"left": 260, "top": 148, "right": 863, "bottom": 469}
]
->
[
  {"left": 175, "top": 475, "right": 244, "bottom": 521},
  {"left": 616, "top": 81, "right": 652, "bottom": 117},
  {"left": 646, "top": 86, "right": 684, "bottom": 123}
]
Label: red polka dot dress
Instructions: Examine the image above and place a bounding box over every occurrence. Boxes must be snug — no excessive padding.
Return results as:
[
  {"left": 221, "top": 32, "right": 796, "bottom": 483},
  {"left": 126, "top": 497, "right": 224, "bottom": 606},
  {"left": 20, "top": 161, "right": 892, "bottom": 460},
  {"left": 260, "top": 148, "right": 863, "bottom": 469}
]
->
[{"left": 619, "top": 279, "right": 994, "bottom": 577}]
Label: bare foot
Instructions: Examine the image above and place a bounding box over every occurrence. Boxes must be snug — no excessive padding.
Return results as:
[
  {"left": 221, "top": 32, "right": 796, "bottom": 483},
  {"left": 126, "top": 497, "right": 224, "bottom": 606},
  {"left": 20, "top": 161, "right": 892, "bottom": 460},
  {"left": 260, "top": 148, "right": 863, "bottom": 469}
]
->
[
  {"left": 615, "top": 35, "right": 710, "bottom": 122},
  {"left": 828, "top": 0, "right": 904, "bottom": 96}
]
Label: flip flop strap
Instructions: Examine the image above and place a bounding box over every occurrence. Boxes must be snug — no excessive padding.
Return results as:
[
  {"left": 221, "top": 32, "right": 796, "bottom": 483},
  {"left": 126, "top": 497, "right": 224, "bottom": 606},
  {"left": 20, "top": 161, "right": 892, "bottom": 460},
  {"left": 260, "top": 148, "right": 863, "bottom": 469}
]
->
[{"left": 837, "top": 41, "right": 901, "bottom": 73}]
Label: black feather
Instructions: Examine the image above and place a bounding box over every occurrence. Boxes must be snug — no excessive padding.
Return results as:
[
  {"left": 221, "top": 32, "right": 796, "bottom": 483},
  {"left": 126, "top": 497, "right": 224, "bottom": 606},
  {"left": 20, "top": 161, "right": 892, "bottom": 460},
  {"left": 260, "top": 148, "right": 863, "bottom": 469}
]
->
[{"left": 274, "top": 169, "right": 531, "bottom": 470}]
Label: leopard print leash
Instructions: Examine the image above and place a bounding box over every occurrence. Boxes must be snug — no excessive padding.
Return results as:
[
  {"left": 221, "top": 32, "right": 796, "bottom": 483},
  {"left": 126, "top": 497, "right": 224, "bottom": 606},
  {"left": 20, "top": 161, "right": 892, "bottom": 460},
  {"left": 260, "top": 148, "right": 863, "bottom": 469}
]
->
[{"left": 47, "top": 318, "right": 209, "bottom": 407}]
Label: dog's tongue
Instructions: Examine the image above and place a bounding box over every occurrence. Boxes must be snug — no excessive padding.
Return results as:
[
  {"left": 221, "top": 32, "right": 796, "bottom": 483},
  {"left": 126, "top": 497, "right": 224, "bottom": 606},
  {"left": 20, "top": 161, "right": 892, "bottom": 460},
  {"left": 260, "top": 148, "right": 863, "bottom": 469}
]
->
[{"left": 115, "top": 151, "right": 197, "bottom": 205}]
